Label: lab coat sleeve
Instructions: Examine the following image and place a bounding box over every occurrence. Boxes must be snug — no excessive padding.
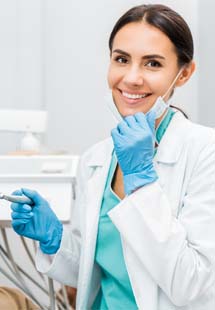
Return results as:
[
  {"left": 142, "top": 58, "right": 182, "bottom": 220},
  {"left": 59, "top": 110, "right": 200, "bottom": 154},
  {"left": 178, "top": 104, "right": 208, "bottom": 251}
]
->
[
  {"left": 35, "top": 155, "right": 87, "bottom": 287},
  {"left": 35, "top": 226, "right": 80, "bottom": 287},
  {"left": 108, "top": 136, "right": 215, "bottom": 307}
]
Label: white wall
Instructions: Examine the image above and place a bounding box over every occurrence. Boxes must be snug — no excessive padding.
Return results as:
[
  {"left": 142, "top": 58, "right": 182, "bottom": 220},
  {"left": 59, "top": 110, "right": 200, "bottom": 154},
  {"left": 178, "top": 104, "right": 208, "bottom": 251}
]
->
[
  {"left": 0, "top": 0, "right": 43, "bottom": 153},
  {"left": 0, "top": 0, "right": 200, "bottom": 155},
  {"left": 198, "top": 0, "right": 215, "bottom": 127},
  {"left": 0, "top": 0, "right": 43, "bottom": 109}
]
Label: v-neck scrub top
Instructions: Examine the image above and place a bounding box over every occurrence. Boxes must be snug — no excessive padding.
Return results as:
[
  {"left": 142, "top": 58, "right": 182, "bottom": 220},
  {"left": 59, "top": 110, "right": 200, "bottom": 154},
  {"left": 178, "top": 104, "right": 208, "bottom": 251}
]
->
[{"left": 93, "top": 109, "right": 175, "bottom": 309}]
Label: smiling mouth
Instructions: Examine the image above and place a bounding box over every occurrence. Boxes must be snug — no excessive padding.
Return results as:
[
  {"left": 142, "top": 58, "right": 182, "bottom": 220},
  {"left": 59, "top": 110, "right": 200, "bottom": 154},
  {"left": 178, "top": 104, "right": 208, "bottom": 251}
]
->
[{"left": 120, "top": 90, "right": 152, "bottom": 102}]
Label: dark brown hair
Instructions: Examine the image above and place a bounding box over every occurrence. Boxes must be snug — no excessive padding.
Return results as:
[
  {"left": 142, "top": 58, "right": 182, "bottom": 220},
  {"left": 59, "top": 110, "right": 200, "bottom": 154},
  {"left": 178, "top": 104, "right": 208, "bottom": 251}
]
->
[
  {"left": 109, "top": 4, "right": 194, "bottom": 67},
  {"left": 108, "top": 4, "right": 194, "bottom": 118}
]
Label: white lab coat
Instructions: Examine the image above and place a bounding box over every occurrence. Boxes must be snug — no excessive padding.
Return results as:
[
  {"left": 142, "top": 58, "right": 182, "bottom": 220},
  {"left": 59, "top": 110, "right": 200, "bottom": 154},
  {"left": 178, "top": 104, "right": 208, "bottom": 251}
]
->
[{"left": 36, "top": 112, "right": 215, "bottom": 310}]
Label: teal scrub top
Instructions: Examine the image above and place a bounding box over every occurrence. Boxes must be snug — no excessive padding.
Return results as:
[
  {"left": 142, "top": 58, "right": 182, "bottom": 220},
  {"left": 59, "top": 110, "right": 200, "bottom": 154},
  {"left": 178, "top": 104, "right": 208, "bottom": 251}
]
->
[{"left": 93, "top": 109, "right": 175, "bottom": 310}]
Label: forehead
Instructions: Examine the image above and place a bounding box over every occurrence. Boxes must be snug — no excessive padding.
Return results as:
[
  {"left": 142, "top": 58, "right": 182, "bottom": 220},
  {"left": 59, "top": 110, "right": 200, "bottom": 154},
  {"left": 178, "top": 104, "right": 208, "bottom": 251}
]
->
[{"left": 112, "top": 21, "right": 177, "bottom": 58}]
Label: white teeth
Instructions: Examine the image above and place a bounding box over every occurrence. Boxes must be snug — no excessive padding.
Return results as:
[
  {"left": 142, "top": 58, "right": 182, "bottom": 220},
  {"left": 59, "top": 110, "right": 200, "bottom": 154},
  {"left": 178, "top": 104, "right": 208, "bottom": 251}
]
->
[{"left": 122, "top": 91, "right": 147, "bottom": 99}]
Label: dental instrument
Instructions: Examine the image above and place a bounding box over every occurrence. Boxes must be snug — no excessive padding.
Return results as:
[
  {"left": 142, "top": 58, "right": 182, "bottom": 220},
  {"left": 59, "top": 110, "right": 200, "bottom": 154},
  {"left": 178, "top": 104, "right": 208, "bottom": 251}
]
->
[{"left": 0, "top": 193, "right": 33, "bottom": 205}]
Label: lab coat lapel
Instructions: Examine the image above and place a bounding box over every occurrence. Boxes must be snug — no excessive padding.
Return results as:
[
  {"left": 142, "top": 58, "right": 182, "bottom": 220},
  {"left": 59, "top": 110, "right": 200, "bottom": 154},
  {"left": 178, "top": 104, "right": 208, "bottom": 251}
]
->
[
  {"left": 154, "top": 112, "right": 190, "bottom": 164},
  {"left": 153, "top": 112, "right": 190, "bottom": 216},
  {"left": 78, "top": 139, "right": 113, "bottom": 309},
  {"left": 85, "top": 161, "right": 111, "bottom": 235},
  {"left": 85, "top": 139, "right": 113, "bottom": 235}
]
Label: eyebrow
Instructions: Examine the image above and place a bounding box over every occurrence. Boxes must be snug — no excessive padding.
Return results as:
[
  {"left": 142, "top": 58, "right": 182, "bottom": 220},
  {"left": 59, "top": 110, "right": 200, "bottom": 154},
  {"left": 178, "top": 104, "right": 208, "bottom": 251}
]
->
[{"left": 112, "top": 49, "right": 165, "bottom": 60}]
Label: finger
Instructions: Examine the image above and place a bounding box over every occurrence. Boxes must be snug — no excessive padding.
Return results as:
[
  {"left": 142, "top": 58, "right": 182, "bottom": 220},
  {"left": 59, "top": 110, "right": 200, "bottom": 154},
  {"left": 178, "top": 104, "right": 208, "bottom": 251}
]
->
[
  {"left": 146, "top": 110, "right": 156, "bottom": 134},
  {"left": 124, "top": 115, "right": 139, "bottom": 128},
  {"left": 11, "top": 211, "right": 33, "bottom": 220},
  {"left": 12, "top": 219, "right": 30, "bottom": 227},
  {"left": 11, "top": 203, "right": 32, "bottom": 213},
  {"left": 134, "top": 112, "right": 149, "bottom": 129},
  {"left": 117, "top": 121, "right": 129, "bottom": 135},
  {"left": 111, "top": 128, "right": 125, "bottom": 148},
  {"left": 111, "top": 128, "right": 121, "bottom": 138},
  {"left": 21, "top": 188, "right": 43, "bottom": 205},
  {"left": 11, "top": 189, "right": 23, "bottom": 196}
]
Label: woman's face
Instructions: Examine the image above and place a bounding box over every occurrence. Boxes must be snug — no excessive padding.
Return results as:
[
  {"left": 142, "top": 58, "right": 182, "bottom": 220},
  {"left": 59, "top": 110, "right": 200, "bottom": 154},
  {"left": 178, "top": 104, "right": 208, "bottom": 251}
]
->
[{"left": 107, "top": 21, "right": 181, "bottom": 117}]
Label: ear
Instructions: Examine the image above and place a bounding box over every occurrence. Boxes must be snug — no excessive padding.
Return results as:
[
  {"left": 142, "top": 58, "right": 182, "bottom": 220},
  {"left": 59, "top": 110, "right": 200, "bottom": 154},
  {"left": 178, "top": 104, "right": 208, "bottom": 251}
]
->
[{"left": 175, "top": 61, "right": 196, "bottom": 87}]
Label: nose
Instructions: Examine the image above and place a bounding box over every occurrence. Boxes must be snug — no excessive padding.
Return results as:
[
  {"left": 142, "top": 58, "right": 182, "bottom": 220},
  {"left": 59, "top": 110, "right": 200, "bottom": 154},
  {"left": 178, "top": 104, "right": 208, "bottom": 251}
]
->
[{"left": 123, "top": 65, "right": 144, "bottom": 87}]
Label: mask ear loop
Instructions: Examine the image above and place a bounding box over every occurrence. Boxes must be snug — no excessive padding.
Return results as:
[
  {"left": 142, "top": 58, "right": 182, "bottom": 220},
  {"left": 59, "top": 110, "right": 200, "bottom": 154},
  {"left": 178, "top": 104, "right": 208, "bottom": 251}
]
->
[
  {"left": 161, "top": 67, "right": 184, "bottom": 101},
  {"left": 155, "top": 67, "right": 184, "bottom": 147}
]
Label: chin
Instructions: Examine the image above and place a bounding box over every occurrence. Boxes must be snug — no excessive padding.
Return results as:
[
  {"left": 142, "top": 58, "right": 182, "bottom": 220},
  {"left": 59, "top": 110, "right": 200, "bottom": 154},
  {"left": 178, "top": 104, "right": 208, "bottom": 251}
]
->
[{"left": 120, "top": 108, "right": 146, "bottom": 117}]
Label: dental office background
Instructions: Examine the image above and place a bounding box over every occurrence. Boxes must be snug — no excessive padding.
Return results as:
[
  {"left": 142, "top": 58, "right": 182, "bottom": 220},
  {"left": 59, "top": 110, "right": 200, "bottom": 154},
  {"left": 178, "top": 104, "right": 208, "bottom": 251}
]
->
[
  {"left": 0, "top": 0, "right": 213, "bottom": 155},
  {"left": 0, "top": 0, "right": 213, "bottom": 294}
]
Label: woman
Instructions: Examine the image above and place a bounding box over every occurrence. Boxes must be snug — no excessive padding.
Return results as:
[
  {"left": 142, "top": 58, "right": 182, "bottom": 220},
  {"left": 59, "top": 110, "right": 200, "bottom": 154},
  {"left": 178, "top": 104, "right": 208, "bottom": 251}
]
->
[{"left": 10, "top": 4, "right": 215, "bottom": 310}]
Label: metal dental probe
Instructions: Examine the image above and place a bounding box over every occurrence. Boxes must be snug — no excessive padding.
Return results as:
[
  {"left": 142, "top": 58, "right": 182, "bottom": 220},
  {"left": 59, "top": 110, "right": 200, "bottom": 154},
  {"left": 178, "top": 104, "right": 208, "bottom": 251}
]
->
[{"left": 0, "top": 193, "right": 33, "bottom": 205}]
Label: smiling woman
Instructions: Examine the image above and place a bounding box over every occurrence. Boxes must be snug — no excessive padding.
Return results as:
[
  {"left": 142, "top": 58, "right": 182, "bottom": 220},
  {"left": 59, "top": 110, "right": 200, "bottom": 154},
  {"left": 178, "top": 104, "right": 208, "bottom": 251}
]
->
[
  {"left": 9, "top": 4, "right": 215, "bottom": 310},
  {"left": 108, "top": 5, "right": 195, "bottom": 121}
]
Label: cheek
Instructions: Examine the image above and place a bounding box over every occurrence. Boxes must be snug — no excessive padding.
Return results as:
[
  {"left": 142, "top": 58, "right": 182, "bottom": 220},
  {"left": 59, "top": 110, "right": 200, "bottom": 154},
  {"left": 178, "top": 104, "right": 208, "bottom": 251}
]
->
[
  {"left": 144, "top": 72, "right": 172, "bottom": 95},
  {"left": 144, "top": 72, "right": 163, "bottom": 88},
  {"left": 107, "top": 70, "right": 115, "bottom": 89},
  {"left": 107, "top": 71, "right": 112, "bottom": 88},
  {"left": 107, "top": 64, "right": 114, "bottom": 88},
  {"left": 107, "top": 64, "right": 123, "bottom": 88}
]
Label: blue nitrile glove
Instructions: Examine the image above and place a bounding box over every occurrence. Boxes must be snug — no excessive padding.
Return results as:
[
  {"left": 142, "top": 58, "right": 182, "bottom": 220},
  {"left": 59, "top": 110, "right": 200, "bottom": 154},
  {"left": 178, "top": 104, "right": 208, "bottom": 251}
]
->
[
  {"left": 111, "top": 111, "right": 158, "bottom": 195},
  {"left": 10, "top": 188, "right": 63, "bottom": 254}
]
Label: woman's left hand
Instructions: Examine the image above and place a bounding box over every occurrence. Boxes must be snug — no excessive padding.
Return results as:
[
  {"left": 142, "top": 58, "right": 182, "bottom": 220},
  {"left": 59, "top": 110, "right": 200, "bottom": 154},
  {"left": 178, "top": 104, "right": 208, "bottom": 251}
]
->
[{"left": 111, "top": 111, "right": 158, "bottom": 195}]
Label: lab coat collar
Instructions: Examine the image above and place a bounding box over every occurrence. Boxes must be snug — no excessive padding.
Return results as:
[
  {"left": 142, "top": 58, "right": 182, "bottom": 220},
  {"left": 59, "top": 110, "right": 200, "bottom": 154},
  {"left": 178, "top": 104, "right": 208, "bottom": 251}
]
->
[
  {"left": 86, "top": 138, "right": 113, "bottom": 167},
  {"left": 86, "top": 111, "right": 189, "bottom": 168}
]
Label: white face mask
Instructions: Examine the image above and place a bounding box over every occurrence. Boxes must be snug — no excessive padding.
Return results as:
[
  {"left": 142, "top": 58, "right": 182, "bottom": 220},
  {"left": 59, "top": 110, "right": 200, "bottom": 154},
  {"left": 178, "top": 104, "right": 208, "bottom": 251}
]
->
[
  {"left": 106, "top": 68, "right": 184, "bottom": 122},
  {"left": 148, "top": 68, "right": 184, "bottom": 119},
  {"left": 105, "top": 92, "right": 123, "bottom": 122}
]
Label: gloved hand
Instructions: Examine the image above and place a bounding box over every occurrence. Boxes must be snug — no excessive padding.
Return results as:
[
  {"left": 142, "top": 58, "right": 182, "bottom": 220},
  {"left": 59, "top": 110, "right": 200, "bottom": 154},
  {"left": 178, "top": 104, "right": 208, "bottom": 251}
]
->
[
  {"left": 111, "top": 111, "right": 158, "bottom": 195},
  {"left": 10, "top": 188, "right": 63, "bottom": 254}
]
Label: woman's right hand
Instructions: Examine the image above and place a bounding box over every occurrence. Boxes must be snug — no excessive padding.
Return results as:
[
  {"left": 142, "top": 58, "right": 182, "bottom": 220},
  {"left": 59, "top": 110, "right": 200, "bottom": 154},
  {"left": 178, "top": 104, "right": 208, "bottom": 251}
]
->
[
  {"left": 111, "top": 111, "right": 158, "bottom": 195},
  {"left": 10, "top": 188, "right": 63, "bottom": 255}
]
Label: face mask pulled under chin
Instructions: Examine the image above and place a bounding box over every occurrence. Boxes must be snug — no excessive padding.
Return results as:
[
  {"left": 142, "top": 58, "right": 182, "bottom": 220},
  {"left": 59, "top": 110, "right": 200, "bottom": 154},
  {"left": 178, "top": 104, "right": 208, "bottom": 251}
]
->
[
  {"left": 147, "top": 96, "right": 169, "bottom": 119},
  {"left": 146, "top": 67, "right": 184, "bottom": 119}
]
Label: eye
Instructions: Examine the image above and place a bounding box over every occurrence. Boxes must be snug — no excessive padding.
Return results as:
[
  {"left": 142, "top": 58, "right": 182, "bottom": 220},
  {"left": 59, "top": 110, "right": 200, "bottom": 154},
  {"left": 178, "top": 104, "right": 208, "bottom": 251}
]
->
[
  {"left": 114, "top": 56, "right": 128, "bottom": 64},
  {"left": 145, "top": 60, "right": 161, "bottom": 68}
]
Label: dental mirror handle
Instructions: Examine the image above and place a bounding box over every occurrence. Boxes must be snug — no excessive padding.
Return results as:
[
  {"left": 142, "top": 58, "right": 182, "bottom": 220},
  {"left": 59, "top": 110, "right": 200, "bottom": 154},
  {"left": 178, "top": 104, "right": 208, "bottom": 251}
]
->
[{"left": 0, "top": 194, "right": 33, "bottom": 205}]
